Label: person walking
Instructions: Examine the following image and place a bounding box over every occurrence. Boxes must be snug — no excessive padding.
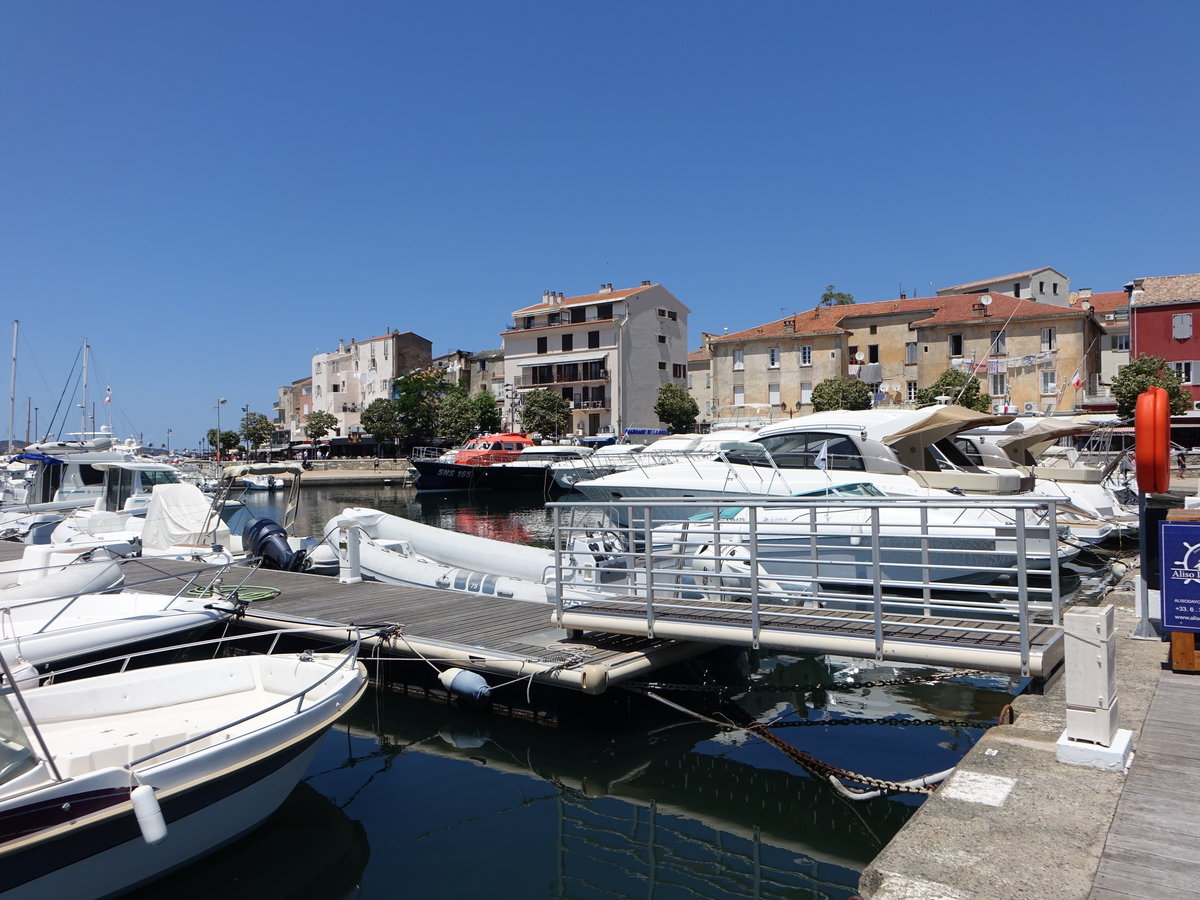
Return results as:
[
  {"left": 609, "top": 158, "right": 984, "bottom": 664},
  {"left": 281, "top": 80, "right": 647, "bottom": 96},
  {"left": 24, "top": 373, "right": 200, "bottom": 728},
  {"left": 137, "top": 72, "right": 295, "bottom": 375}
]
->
[{"left": 1178, "top": 448, "right": 1188, "bottom": 478}]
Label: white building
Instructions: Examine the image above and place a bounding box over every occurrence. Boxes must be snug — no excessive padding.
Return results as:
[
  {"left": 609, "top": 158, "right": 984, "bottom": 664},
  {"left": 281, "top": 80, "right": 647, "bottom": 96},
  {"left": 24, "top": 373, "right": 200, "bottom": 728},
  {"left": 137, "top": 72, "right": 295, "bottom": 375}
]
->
[
  {"left": 938, "top": 267, "right": 1071, "bottom": 305},
  {"left": 501, "top": 282, "right": 690, "bottom": 437},
  {"left": 309, "top": 331, "right": 432, "bottom": 437}
]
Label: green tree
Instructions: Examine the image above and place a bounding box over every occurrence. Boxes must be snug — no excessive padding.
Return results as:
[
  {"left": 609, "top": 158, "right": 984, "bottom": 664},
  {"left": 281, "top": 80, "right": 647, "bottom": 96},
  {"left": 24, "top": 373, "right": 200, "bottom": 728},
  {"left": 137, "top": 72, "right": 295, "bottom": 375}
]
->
[
  {"left": 239, "top": 411, "right": 275, "bottom": 450},
  {"left": 303, "top": 410, "right": 339, "bottom": 440},
  {"left": 393, "top": 370, "right": 450, "bottom": 439},
  {"left": 654, "top": 383, "right": 700, "bottom": 433},
  {"left": 520, "top": 388, "right": 571, "bottom": 436},
  {"left": 819, "top": 284, "right": 855, "bottom": 306},
  {"left": 810, "top": 376, "right": 873, "bottom": 412},
  {"left": 915, "top": 369, "right": 991, "bottom": 413},
  {"left": 360, "top": 398, "right": 403, "bottom": 450},
  {"left": 206, "top": 428, "right": 240, "bottom": 456},
  {"left": 1111, "top": 354, "right": 1190, "bottom": 418},
  {"left": 435, "top": 389, "right": 479, "bottom": 444},
  {"left": 471, "top": 390, "right": 503, "bottom": 433}
]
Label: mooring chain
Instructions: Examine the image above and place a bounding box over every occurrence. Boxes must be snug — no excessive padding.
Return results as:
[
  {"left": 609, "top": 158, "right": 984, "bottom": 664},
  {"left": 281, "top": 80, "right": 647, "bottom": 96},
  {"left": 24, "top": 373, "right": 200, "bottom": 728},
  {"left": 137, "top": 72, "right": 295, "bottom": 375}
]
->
[
  {"left": 769, "top": 715, "right": 984, "bottom": 730},
  {"left": 627, "top": 668, "right": 990, "bottom": 695}
]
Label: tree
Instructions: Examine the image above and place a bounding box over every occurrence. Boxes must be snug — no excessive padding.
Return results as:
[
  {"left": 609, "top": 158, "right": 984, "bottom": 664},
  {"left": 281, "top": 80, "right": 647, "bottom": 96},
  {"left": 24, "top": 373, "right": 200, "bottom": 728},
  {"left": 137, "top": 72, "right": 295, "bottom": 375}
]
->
[
  {"left": 810, "top": 376, "right": 873, "bottom": 412},
  {"left": 435, "top": 389, "right": 479, "bottom": 444},
  {"left": 239, "top": 411, "right": 275, "bottom": 450},
  {"left": 206, "top": 428, "right": 240, "bottom": 456},
  {"left": 1111, "top": 354, "right": 1190, "bottom": 418},
  {"left": 393, "top": 370, "right": 451, "bottom": 439},
  {"left": 360, "top": 398, "right": 403, "bottom": 450},
  {"left": 304, "top": 410, "right": 338, "bottom": 440},
  {"left": 471, "top": 390, "right": 503, "bottom": 433},
  {"left": 654, "top": 383, "right": 699, "bottom": 433},
  {"left": 819, "top": 284, "right": 855, "bottom": 306},
  {"left": 915, "top": 369, "right": 991, "bottom": 413},
  {"left": 520, "top": 388, "right": 571, "bottom": 436}
]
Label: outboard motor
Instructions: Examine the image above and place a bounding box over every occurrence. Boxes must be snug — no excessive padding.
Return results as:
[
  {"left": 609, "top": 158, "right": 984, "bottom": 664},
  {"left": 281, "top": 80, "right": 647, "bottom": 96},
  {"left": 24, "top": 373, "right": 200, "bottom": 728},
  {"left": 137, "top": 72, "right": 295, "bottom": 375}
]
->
[{"left": 242, "top": 517, "right": 307, "bottom": 571}]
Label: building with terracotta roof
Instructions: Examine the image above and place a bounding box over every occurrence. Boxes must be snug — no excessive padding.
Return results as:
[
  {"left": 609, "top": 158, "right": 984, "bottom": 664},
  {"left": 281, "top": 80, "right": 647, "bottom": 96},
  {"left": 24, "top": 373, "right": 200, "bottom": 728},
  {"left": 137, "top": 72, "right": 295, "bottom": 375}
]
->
[
  {"left": 501, "top": 281, "right": 689, "bottom": 436},
  {"left": 938, "top": 267, "right": 1071, "bottom": 305},
  {"left": 686, "top": 341, "right": 714, "bottom": 422},
  {"left": 707, "top": 291, "right": 1104, "bottom": 420},
  {"left": 1128, "top": 273, "right": 1200, "bottom": 406}
]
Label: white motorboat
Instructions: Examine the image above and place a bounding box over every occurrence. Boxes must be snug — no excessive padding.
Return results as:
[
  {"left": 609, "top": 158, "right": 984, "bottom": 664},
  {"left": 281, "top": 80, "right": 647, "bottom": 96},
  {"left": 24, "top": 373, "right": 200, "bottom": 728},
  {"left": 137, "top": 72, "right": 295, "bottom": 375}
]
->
[
  {"left": 571, "top": 405, "right": 1113, "bottom": 544},
  {"left": 47, "top": 460, "right": 184, "bottom": 547},
  {"left": 553, "top": 429, "right": 760, "bottom": 490},
  {"left": 0, "top": 642, "right": 366, "bottom": 898},
  {"left": 0, "top": 544, "right": 124, "bottom": 605},
  {"left": 0, "top": 581, "right": 243, "bottom": 673},
  {"left": 241, "top": 472, "right": 288, "bottom": 491}
]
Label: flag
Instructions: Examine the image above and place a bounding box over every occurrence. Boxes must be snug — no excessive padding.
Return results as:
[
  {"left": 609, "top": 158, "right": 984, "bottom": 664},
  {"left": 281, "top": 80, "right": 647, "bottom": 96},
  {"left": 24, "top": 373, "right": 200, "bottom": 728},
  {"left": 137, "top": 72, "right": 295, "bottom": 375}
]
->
[
  {"left": 104, "top": 386, "right": 111, "bottom": 404},
  {"left": 814, "top": 440, "right": 829, "bottom": 471},
  {"left": 1071, "top": 369, "right": 1082, "bottom": 390}
]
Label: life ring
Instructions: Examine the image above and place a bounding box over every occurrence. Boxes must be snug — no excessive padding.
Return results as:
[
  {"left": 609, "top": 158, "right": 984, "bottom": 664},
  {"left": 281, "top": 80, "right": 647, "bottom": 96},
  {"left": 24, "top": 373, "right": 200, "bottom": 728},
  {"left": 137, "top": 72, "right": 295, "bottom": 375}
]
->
[{"left": 1135, "top": 386, "right": 1170, "bottom": 494}]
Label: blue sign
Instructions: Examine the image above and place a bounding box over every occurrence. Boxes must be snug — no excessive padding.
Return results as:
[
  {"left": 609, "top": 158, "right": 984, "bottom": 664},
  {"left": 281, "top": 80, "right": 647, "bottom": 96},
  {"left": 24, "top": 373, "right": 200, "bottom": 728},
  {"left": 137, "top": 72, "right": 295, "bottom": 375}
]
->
[{"left": 1159, "top": 522, "right": 1200, "bottom": 633}]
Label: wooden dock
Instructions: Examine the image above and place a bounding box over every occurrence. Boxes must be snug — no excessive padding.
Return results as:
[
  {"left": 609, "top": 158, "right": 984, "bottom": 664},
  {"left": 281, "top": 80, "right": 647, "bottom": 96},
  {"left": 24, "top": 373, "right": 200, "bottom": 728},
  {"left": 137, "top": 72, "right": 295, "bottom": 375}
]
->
[
  {"left": 551, "top": 595, "right": 1064, "bottom": 677},
  {"left": 117, "top": 557, "right": 707, "bottom": 700}
]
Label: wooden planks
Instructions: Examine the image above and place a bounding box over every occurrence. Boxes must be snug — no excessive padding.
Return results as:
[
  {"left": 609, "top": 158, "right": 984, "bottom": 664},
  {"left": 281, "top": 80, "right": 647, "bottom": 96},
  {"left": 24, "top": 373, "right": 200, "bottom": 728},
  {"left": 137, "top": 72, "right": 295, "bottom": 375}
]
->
[{"left": 1091, "top": 671, "right": 1200, "bottom": 899}]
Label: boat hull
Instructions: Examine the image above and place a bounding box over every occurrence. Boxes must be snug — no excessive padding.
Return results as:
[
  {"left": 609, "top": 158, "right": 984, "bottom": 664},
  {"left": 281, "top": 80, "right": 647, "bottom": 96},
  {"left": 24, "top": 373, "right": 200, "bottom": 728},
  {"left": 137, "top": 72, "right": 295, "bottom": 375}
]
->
[{"left": 409, "top": 458, "right": 553, "bottom": 493}]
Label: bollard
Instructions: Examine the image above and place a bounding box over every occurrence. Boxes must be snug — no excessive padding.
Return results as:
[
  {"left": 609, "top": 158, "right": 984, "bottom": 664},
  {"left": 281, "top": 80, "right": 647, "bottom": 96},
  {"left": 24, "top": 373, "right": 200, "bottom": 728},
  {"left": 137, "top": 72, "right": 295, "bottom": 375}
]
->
[
  {"left": 337, "top": 519, "right": 362, "bottom": 585},
  {"left": 1056, "top": 604, "right": 1133, "bottom": 771}
]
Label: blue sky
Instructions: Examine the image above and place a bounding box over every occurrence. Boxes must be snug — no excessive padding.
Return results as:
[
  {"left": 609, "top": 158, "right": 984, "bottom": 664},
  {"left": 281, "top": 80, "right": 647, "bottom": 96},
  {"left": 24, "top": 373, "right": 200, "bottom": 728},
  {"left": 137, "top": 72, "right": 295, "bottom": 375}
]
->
[{"left": 2, "top": 1, "right": 1197, "bottom": 450}]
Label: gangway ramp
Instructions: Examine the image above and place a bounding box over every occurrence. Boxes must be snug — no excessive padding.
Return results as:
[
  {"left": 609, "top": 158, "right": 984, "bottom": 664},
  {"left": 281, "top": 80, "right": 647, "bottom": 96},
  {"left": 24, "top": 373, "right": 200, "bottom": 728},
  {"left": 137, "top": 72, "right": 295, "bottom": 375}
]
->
[{"left": 552, "top": 597, "right": 1063, "bottom": 677}]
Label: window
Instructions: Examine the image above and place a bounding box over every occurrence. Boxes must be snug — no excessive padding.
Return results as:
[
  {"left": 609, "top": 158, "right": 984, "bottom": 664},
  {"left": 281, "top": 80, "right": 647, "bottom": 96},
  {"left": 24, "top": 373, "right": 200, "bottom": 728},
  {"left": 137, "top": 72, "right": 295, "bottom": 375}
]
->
[
  {"left": 1171, "top": 361, "right": 1194, "bottom": 384},
  {"left": 1041, "top": 328, "right": 1056, "bottom": 351},
  {"left": 658, "top": 362, "right": 666, "bottom": 370},
  {"left": 596, "top": 303, "right": 612, "bottom": 320},
  {"left": 1039, "top": 281, "right": 1045, "bottom": 294},
  {"left": 905, "top": 342, "right": 917, "bottom": 365},
  {"left": 733, "top": 349, "right": 744, "bottom": 371},
  {"left": 658, "top": 335, "right": 667, "bottom": 344},
  {"left": 570, "top": 307, "right": 585, "bottom": 324},
  {"left": 1112, "top": 334, "right": 1130, "bottom": 352},
  {"left": 848, "top": 345, "right": 858, "bottom": 361},
  {"left": 768, "top": 347, "right": 780, "bottom": 368},
  {"left": 867, "top": 344, "right": 879, "bottom": 364},
  {"left": 523, "top": 316, "right": 534, "bottom": 329},
  {"left": 990, "top": 372, "right": 1006, "bottom": 396},
  {"left": 1013, "top": 283, "right": 1021, "bottom": 297},
  {"left": 768, "top": 383, "right": 780, "bottom": 405},
  {"left": 990, "top": 330, "right": 1006, "bottom": 355},
  {"left": 753, "top": 432, "right": 864, "bottom": 471},
  {"left": 800, "top": 345, "right": 812, "bottom": 366},
  {"left": 906, "top": 380, "right": 918, "bottom": 401},
  {"left": 1041, "top": 369, "right": 1057, "bottom": 394},
  {"left": 733, "top": 385, "right": 745, "bottom": 406},
  {"left": 948, "top": 334, "right": 964, "bottom": 357},
  {"left": 869, "top": 325, "right": 877, "bottom": 335},
  {"left": 477, "top": 359, "right": 488, "bottom": 372},
  {"left": 705, "top": 373, "right": 711, "bottom": 388},
  {"left": 561, "top": 334, "right": 573, "bottom": 352},
  {"left": 668, "top": 310, "right": 677, "bottom": 320},
  {"left": 1053, "top": 283, "right": 1059, "bottom": 295},
  {"left": 800, "top": 381, "right": 812, "bottom": 404},
  {"left": 536, "top": 336, "right": 547, "bottom": 354},
  {"left": 1173, "top": 313, "right": 1193, "bottom": 340},
  {"left": 673, "top": 363, "right": 686, "bottom": 378},
  {"left": 657, "top": 308, "right": 668, "bottom": 317},
  {"left": 587, "top": 331, "right": 601, "bottom": 349}
]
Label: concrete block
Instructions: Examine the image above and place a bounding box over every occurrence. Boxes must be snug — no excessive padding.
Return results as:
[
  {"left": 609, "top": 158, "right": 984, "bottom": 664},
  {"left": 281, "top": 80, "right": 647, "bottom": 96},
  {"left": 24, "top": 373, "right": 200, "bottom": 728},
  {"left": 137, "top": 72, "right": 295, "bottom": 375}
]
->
[
  {"left": 1055, "top": 727, "right": 1134, "bottom": 772},
  {"left": 1065, "top": 698, "right": 1120, "bottom": 745}
]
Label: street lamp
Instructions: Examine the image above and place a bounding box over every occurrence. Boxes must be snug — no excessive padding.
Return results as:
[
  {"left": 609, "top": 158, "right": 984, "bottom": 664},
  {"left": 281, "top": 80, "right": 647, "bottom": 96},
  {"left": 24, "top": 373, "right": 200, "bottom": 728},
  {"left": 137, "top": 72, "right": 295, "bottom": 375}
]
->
[
  {"left": 216, "top": 398, "right": 227, "bottom": 462},
  {"left": 241, "top": 404, "right": 249, "bottom": 457},
  {"left": 166, "top": 429, "right": 172, "bottom": 457}
]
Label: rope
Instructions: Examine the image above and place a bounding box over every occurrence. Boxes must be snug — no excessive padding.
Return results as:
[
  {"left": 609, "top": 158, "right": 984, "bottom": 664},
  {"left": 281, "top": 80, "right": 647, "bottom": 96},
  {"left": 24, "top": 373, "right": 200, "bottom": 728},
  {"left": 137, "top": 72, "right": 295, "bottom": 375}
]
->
[{"left": 186, "top": 585, "right": 280, "bottom": 603}]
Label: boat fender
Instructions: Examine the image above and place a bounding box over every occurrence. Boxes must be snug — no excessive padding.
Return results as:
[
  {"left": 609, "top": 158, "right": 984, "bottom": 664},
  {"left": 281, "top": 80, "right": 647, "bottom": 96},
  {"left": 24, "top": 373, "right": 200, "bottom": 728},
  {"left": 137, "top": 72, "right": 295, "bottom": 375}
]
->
[
  {"left": 4, "top": 659, "right": 39, "bottom": 690},
  {"left": 438, "top": 667, "right": 491, "bottom": 703},
  {"left": 579, "top": 664, "right": 609, "bottom": 695},
  {"left": 132, "top": 784, "right": 168, "bottom": 845}
]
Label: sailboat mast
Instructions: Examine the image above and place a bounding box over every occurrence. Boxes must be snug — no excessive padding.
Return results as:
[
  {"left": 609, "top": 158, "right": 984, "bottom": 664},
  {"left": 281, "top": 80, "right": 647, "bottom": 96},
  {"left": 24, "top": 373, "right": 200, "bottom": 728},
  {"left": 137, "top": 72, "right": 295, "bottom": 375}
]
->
[
  {"left": 80, "top": 338, "right": 89, "bottom": 437},
  {"left": 7, "top": 320, "right": 16, "bottom": 453}
]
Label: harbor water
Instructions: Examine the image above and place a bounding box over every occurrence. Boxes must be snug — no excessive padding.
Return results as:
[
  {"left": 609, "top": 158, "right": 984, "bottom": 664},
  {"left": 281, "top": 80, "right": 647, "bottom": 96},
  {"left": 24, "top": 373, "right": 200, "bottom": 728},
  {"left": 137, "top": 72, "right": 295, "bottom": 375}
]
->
[{"left": 129, "top": 483, "right": 1115, "bottom": 899}]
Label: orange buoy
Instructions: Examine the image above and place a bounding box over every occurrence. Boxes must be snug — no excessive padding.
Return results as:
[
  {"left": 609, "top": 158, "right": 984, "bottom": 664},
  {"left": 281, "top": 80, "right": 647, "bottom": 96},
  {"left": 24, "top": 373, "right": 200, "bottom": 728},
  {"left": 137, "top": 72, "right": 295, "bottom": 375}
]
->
[{"left": 1135, "top": 386, "right": 1170, "bottom": 494}]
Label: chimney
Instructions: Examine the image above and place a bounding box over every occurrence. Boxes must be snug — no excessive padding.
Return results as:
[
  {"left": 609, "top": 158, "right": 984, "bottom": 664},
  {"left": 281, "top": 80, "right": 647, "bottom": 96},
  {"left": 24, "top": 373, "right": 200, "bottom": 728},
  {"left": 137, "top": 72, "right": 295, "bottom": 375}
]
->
[
  {"left": 1078, "top": 288, "right": 1092, "bottom": 300},
  {"left": 599, "top": 283, "right": 613, "bottom": 295},
  {"left": 641, "top": 280, "right": 651, "bottom": 286},
  {"left": 783, "top": 318, "right": 795, "bottom": 334},
  {"left": 899, "top": 291, "right": 906, "bottom": 299}
]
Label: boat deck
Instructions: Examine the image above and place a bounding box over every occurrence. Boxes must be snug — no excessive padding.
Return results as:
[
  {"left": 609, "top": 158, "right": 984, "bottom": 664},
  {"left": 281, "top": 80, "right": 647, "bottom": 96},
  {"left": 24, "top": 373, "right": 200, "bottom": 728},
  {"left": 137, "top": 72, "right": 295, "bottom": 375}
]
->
[{"left": 116, "top": 557, "right": 706, "bottom": 700}]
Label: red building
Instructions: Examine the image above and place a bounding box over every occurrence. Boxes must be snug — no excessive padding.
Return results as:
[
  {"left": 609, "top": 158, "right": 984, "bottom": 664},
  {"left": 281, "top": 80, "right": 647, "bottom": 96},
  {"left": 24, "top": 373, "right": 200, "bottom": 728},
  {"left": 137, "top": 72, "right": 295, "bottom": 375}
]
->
[{"left": 1129, "top": 274, "right": 1200, "bottom": 408}]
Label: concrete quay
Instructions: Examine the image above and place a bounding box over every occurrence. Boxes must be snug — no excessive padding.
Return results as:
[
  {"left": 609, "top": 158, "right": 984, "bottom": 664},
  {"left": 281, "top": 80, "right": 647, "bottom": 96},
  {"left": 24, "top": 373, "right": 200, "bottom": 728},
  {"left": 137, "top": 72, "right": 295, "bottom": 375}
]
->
[{"left": 858, "top": 553, "right": 1199, "bottom": 898}]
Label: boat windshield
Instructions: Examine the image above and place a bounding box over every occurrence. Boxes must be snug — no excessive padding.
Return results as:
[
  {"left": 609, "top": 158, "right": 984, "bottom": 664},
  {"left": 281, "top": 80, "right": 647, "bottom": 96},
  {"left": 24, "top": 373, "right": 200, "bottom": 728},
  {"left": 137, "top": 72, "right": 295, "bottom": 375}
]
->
[
  {"left": 795, "top": 482, "right": 886, "bottom": 498},
  {"left": 724, "top": 433, "right": 865, "bottom": 470},
  {"left": 0, "top": 694, "right": 38, "bottom": 787}
]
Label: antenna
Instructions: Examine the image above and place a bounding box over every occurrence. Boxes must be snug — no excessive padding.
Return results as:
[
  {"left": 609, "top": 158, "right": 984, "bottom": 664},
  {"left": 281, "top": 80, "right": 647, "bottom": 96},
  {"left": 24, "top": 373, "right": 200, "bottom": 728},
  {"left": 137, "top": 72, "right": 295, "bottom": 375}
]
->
[{"left": 980, "top": 295, "right": 992, "bottom": 306}]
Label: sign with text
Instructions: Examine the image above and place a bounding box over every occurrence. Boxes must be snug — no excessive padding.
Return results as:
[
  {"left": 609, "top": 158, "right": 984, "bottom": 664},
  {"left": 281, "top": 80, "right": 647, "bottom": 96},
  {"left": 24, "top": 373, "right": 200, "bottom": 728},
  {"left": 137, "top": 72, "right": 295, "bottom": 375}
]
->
[{"left": 1159, "top": 522, "right": 1200, "bottom": 633}]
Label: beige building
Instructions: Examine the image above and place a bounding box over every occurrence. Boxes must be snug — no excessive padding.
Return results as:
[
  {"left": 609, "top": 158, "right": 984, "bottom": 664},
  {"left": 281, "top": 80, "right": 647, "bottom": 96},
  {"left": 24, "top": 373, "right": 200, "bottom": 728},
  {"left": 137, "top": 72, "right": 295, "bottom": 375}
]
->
[
  {"left": 502, "top": 282, "right": 689, "bottom": 436},
  {"left": 309, "top": 330, "right": 432, "bottom": 438},
  {"left": 687, "top": 340, "right": 714, "bottom": 422},
  {"left": 706, "top": 292, "right": 1103, "bottom": 418},
  {"left": 938, "top": 266, "right": 1071, "bottom": 305}
]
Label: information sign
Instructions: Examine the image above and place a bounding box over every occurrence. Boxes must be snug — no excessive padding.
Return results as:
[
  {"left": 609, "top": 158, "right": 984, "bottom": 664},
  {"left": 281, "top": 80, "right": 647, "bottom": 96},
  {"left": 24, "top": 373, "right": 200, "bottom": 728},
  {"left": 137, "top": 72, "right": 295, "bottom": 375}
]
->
[{"left": 1159, "top": 522, "right": 1200, "bottom": 633}]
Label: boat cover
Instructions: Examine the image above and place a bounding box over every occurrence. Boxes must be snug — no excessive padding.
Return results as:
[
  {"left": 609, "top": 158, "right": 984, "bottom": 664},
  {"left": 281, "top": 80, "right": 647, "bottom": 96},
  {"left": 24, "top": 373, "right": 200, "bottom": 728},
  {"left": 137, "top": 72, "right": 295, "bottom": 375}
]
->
[
  {"left": 883, "top": 405, "right": 1015, "bottom": 448},
  {"left": 140, "top": 483, "right": 231, "bottom": 551},
  {"left": 995, "top": 419, "right": 1099, "bottom": 466}
]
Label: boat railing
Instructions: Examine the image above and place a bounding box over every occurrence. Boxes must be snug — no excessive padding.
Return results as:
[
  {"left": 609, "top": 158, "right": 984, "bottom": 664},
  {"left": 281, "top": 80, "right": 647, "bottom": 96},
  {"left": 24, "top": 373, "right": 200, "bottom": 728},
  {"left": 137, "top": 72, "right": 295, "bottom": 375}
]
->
[
  {"left": 409, "top": 446, "right": 451, "bottom": 461},
  {"left": 2, "top": 626, "right": 363, "bottom": 782},
  {"left": 548, "top": 494, "right": 1067, "bottom": 676}
]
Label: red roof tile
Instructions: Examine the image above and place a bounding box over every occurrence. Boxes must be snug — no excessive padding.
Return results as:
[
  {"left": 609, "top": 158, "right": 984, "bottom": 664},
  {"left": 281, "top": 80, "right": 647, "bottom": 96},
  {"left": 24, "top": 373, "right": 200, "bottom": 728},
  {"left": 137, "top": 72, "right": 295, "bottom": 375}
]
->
[
  {"left": 1078, "top": 291, "right": 1127, "bottom": 315},
  {"left": 1131, "top": 274, "right": 1200, "bottom": 306},
  {"left": 512, "top": 285, "right": 649, "bottom": 314}
]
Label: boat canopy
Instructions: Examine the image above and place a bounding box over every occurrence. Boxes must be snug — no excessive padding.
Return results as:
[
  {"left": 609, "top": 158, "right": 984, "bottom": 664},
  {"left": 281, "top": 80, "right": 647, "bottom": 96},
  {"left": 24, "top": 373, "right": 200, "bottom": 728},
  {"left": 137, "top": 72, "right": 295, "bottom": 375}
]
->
[
  {"left": 995, "top": 419, "right": 1099, "bottom": 466},
  {"left": 221, "top": 463, "right": 304, "bottom": 478},
  {"left": 883, "top": 406, "right": 1015, "bottom": 448},
  {"left": 9, "top": 453, "right": 63, "bottom": 465}
]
